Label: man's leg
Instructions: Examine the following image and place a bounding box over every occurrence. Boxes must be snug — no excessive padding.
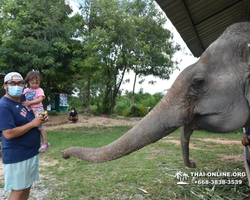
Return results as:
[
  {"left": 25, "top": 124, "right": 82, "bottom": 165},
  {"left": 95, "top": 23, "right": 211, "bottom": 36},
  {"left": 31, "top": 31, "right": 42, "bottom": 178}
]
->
[
  {"left": 72, "top": 116, "right": 78, "bottom": 123},
  {"left": 8, "top": 186, "right": 31, "bottom": 200}
]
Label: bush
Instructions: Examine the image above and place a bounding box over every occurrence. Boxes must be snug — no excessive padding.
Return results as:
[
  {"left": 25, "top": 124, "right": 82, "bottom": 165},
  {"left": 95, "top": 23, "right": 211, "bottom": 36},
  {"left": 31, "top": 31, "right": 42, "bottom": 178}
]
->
[
  {"left": 48, "top": 110, "right": 58, "bottom": 116},
  {"left": 109, "top": 113, "right": 117, "bottom": 118},
  {"left": 114, "top": 97, "right": 130, "bottom": 116},
  {"left": 122, "top": 108, "right": 131, "bottom": 117},
  {"left": 129, "top": 105, "right": 141, "bottom": 117},
  {"left": 89, "top": 108, "right": 101, "bottom": 116},
  {"left": 140, "top": 92, "right": 164, "bottom": 108},
  {"left": 122, "top": 105, "right": 147, "bottom": 117},
  {"left": 137, "top": 105, "right": 147, "bottom": 116},
  {"left": 68, "top": 95, "right": 82, "bottom": 111}
]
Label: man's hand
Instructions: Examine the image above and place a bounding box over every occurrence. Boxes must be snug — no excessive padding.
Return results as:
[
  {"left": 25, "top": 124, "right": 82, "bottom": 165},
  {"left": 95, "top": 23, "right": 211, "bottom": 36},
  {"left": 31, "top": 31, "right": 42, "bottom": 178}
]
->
[
  {"left": 242, "top": 133, "right": 250, "bottom": 146},
  {"left": 31, "top": 116, "right": 44, "bottom": 127},
  {"left": 32, "top": 111, "right": 49, "bottom": 127}
]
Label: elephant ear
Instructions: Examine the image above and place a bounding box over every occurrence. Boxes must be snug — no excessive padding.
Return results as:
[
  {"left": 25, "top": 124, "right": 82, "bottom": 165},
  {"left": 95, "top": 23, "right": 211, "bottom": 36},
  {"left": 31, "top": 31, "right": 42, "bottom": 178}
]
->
[
  {"left": 247, "top": 43, "right": 250, "bottom": 67},
  {"left": 238, "top": 42, "right": 250, "bottom": 67},
  {"left": 243, "top": 43, "right": 250, "bottom": 105},
  {"left": 249, "top": 43, "right": 250, "bottom": 65}
]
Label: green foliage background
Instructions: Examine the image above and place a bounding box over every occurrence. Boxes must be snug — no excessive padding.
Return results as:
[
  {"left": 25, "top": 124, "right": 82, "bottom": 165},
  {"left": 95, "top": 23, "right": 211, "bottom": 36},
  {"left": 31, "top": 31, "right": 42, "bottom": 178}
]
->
[
  {"left": 68, "top": 90, "right": 164, "bottom": 117},
  {"left": 0, "top": 0, "right": 179, "bottom": 114}
]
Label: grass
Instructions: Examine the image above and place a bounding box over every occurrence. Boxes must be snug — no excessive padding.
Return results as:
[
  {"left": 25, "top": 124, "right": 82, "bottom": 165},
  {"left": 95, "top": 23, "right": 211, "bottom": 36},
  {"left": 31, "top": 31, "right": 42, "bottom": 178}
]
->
[{"left": 2, "top": 127, "right": 250, "bottom": 199}]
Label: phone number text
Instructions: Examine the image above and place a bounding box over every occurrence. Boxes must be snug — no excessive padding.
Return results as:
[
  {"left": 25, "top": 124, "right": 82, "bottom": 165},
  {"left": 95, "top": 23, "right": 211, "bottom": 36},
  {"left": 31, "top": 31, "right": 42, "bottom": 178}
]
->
[{"left": 193, "top": 179, "right": 242, "bottom": 185}]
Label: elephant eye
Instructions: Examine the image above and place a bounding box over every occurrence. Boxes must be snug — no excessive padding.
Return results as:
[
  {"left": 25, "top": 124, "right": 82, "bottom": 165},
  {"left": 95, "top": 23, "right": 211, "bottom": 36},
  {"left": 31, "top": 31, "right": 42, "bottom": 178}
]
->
[{"left": 191, "top": 78, "right": 204, "bottom": 89}]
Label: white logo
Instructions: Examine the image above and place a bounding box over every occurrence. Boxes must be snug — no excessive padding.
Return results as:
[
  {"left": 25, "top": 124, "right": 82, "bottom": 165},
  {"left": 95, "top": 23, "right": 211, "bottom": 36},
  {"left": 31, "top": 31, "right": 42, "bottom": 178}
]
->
[
  {"left": 175, "top": 170, "right": 189, "bottom": 185},
  {"left": 16, "top": 105, "right": 19, "bottom": 108}
]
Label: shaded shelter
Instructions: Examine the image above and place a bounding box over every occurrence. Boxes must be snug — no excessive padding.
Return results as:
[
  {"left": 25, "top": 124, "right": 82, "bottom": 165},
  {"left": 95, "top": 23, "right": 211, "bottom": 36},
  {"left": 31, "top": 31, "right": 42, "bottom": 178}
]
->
[{"left": 155, "top": 0, "right": 250, "bottom": 57}]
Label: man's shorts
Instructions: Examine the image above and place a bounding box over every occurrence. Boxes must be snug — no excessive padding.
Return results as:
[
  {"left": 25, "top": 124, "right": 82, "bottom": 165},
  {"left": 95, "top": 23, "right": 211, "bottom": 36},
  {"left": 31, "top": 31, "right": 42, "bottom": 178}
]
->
[
  {"left": 4, "top": 155, "right": 39, "bottom": 191},
  {"left": 33, "top": 107, "right": 44, "bottom": 130}
]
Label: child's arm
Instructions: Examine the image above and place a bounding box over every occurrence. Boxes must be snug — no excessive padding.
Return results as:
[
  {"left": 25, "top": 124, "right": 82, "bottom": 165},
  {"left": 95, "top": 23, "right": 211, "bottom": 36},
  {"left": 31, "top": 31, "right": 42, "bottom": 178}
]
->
[{"left": 22, "top": 96, "right": 44, "bottom": 107}]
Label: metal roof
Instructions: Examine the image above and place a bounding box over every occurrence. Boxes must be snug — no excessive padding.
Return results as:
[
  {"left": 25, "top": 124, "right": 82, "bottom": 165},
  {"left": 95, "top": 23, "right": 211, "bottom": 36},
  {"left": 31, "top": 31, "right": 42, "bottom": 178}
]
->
[{"left": 155, "top": 0, "right": 250, "bottom": 57}]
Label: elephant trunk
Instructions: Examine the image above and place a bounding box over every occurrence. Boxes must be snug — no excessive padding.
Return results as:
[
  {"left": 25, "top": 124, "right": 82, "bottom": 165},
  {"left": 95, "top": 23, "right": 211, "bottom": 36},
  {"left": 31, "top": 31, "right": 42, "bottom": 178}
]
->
[{"left": 61, "top": 90, "right": 188, "bottom": 162}]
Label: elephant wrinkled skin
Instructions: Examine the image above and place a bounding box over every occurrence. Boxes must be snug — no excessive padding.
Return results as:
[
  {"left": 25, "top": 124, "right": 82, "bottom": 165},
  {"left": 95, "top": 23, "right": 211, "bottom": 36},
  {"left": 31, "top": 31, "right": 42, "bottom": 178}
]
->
[{"left": 61, "top": 22, "right": 250, "bottom": 168}]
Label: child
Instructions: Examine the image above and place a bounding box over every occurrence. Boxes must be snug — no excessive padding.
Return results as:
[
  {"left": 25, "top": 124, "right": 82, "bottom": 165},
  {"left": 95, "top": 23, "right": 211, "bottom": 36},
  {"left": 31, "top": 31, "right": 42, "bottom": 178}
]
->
[{"left": 22, "top": 71, "right": 50, "bottom": 153}]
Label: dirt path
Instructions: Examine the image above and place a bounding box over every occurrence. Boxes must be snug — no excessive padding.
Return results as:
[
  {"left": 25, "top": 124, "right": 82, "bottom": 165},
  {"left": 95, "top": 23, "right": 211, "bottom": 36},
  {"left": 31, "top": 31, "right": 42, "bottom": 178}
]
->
[{"left": 43, "top": 113, "right": 141, "bottom": 131}]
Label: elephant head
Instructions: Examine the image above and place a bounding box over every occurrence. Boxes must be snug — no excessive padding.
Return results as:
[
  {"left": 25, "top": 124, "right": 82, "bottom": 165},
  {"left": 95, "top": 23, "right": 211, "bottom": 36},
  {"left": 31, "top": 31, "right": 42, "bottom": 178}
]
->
[{"left": 61, "top": 22, "right": 250, "bottom": 168}]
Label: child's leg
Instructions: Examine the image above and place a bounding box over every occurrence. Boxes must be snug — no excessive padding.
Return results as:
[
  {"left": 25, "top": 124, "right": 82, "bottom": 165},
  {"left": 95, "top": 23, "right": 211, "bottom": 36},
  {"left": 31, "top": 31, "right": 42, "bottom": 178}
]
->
[
  {"left": 40, "top": 129, "right": 47, "bottom": 145},
  {"left": 33, "top": 107, "right": 48, "bottom": 145},
  {"left": 33, "top": 107, "right": 50, "bottom": 153},
  {"left": 38, "top": 128, "right": 50, "bottom": 153}
]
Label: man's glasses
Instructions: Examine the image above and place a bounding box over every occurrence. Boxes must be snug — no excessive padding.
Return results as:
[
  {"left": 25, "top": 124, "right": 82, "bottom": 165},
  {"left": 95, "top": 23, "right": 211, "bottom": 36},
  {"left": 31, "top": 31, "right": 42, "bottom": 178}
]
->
[{"left": 5, "top": 81, "right": 25, "bottom": 86}]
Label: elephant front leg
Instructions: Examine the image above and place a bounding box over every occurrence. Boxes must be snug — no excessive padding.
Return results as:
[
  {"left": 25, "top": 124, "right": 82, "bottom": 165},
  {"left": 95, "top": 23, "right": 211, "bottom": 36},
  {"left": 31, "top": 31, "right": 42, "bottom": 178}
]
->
[{"left": 181, "top": 126, "right": 196, "bottom": 168}]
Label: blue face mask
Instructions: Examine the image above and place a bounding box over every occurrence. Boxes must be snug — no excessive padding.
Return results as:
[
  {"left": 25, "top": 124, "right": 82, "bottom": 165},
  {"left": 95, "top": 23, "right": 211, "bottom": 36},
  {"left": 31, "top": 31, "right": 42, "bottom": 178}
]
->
[{"left": 8, "top": 86, "right": 23, "bottom": 97}]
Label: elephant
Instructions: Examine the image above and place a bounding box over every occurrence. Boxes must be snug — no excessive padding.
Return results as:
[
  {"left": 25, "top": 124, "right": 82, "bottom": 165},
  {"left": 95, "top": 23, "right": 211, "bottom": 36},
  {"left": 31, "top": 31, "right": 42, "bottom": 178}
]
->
[{"left": 61, "top": 22, "right": 250, "bottom": 168}]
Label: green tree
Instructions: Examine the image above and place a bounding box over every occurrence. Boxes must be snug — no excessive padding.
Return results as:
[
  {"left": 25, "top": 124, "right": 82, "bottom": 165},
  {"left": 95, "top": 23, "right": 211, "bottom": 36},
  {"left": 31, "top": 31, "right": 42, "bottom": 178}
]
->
[
  {"left": 0, "top": 0, "right": 81, "bottom": 108},
  {"left": 127, "top": 0, "right": 180, "bottom": 106},
  {"left": 75, "top": 0, "right": 179, "bottom": 114},
  {"left": 78, "top": 0, "right": 127, "bottom": 114}
]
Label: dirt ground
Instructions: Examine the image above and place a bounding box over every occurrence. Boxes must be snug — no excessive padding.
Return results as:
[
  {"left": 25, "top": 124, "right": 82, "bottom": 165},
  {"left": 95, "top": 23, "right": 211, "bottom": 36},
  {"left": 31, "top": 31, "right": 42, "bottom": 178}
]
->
[{"left": 44, "top": 113, "right": 141, "bottom": 131}]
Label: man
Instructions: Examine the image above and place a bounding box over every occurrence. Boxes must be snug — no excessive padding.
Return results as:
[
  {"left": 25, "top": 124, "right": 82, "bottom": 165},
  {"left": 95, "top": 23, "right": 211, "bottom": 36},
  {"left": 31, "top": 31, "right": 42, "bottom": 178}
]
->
[
  {"left": 68, "top": 107, "right": 78, "bottom": 123},
  {"left": 242, "top": 128, "right": 250, "bottom": 146},
  {"left": 0, "top": 72, "right": 48, "bottom": 200}
]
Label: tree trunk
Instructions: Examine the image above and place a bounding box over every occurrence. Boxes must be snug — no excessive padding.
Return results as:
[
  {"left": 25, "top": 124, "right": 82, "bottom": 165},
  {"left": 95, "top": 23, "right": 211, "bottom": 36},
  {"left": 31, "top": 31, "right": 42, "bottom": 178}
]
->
[
  {"left": 103, "top": 84, "right": 112, "bottom": 114},
  {"left": 42, "top": 74, "right": 50, "bottom": 111},
  {"left": 130, "top": 73, "right": 137, "bottom": 107},
  {"left": 87, "top": 74, "right": 91, "bottom": 112},
  {"left": 81, "top": 93, "right": 86, "bottom": 111}
]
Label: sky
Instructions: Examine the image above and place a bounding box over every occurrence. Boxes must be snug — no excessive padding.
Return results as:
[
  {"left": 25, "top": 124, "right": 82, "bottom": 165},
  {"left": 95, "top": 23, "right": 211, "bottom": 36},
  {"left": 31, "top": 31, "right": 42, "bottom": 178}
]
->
[
  {"left": 121, "top": 19, "right": 199, "bottom": 94},
  {"left": 69, "top": 0, "right": 199, "bottom": 94}
]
